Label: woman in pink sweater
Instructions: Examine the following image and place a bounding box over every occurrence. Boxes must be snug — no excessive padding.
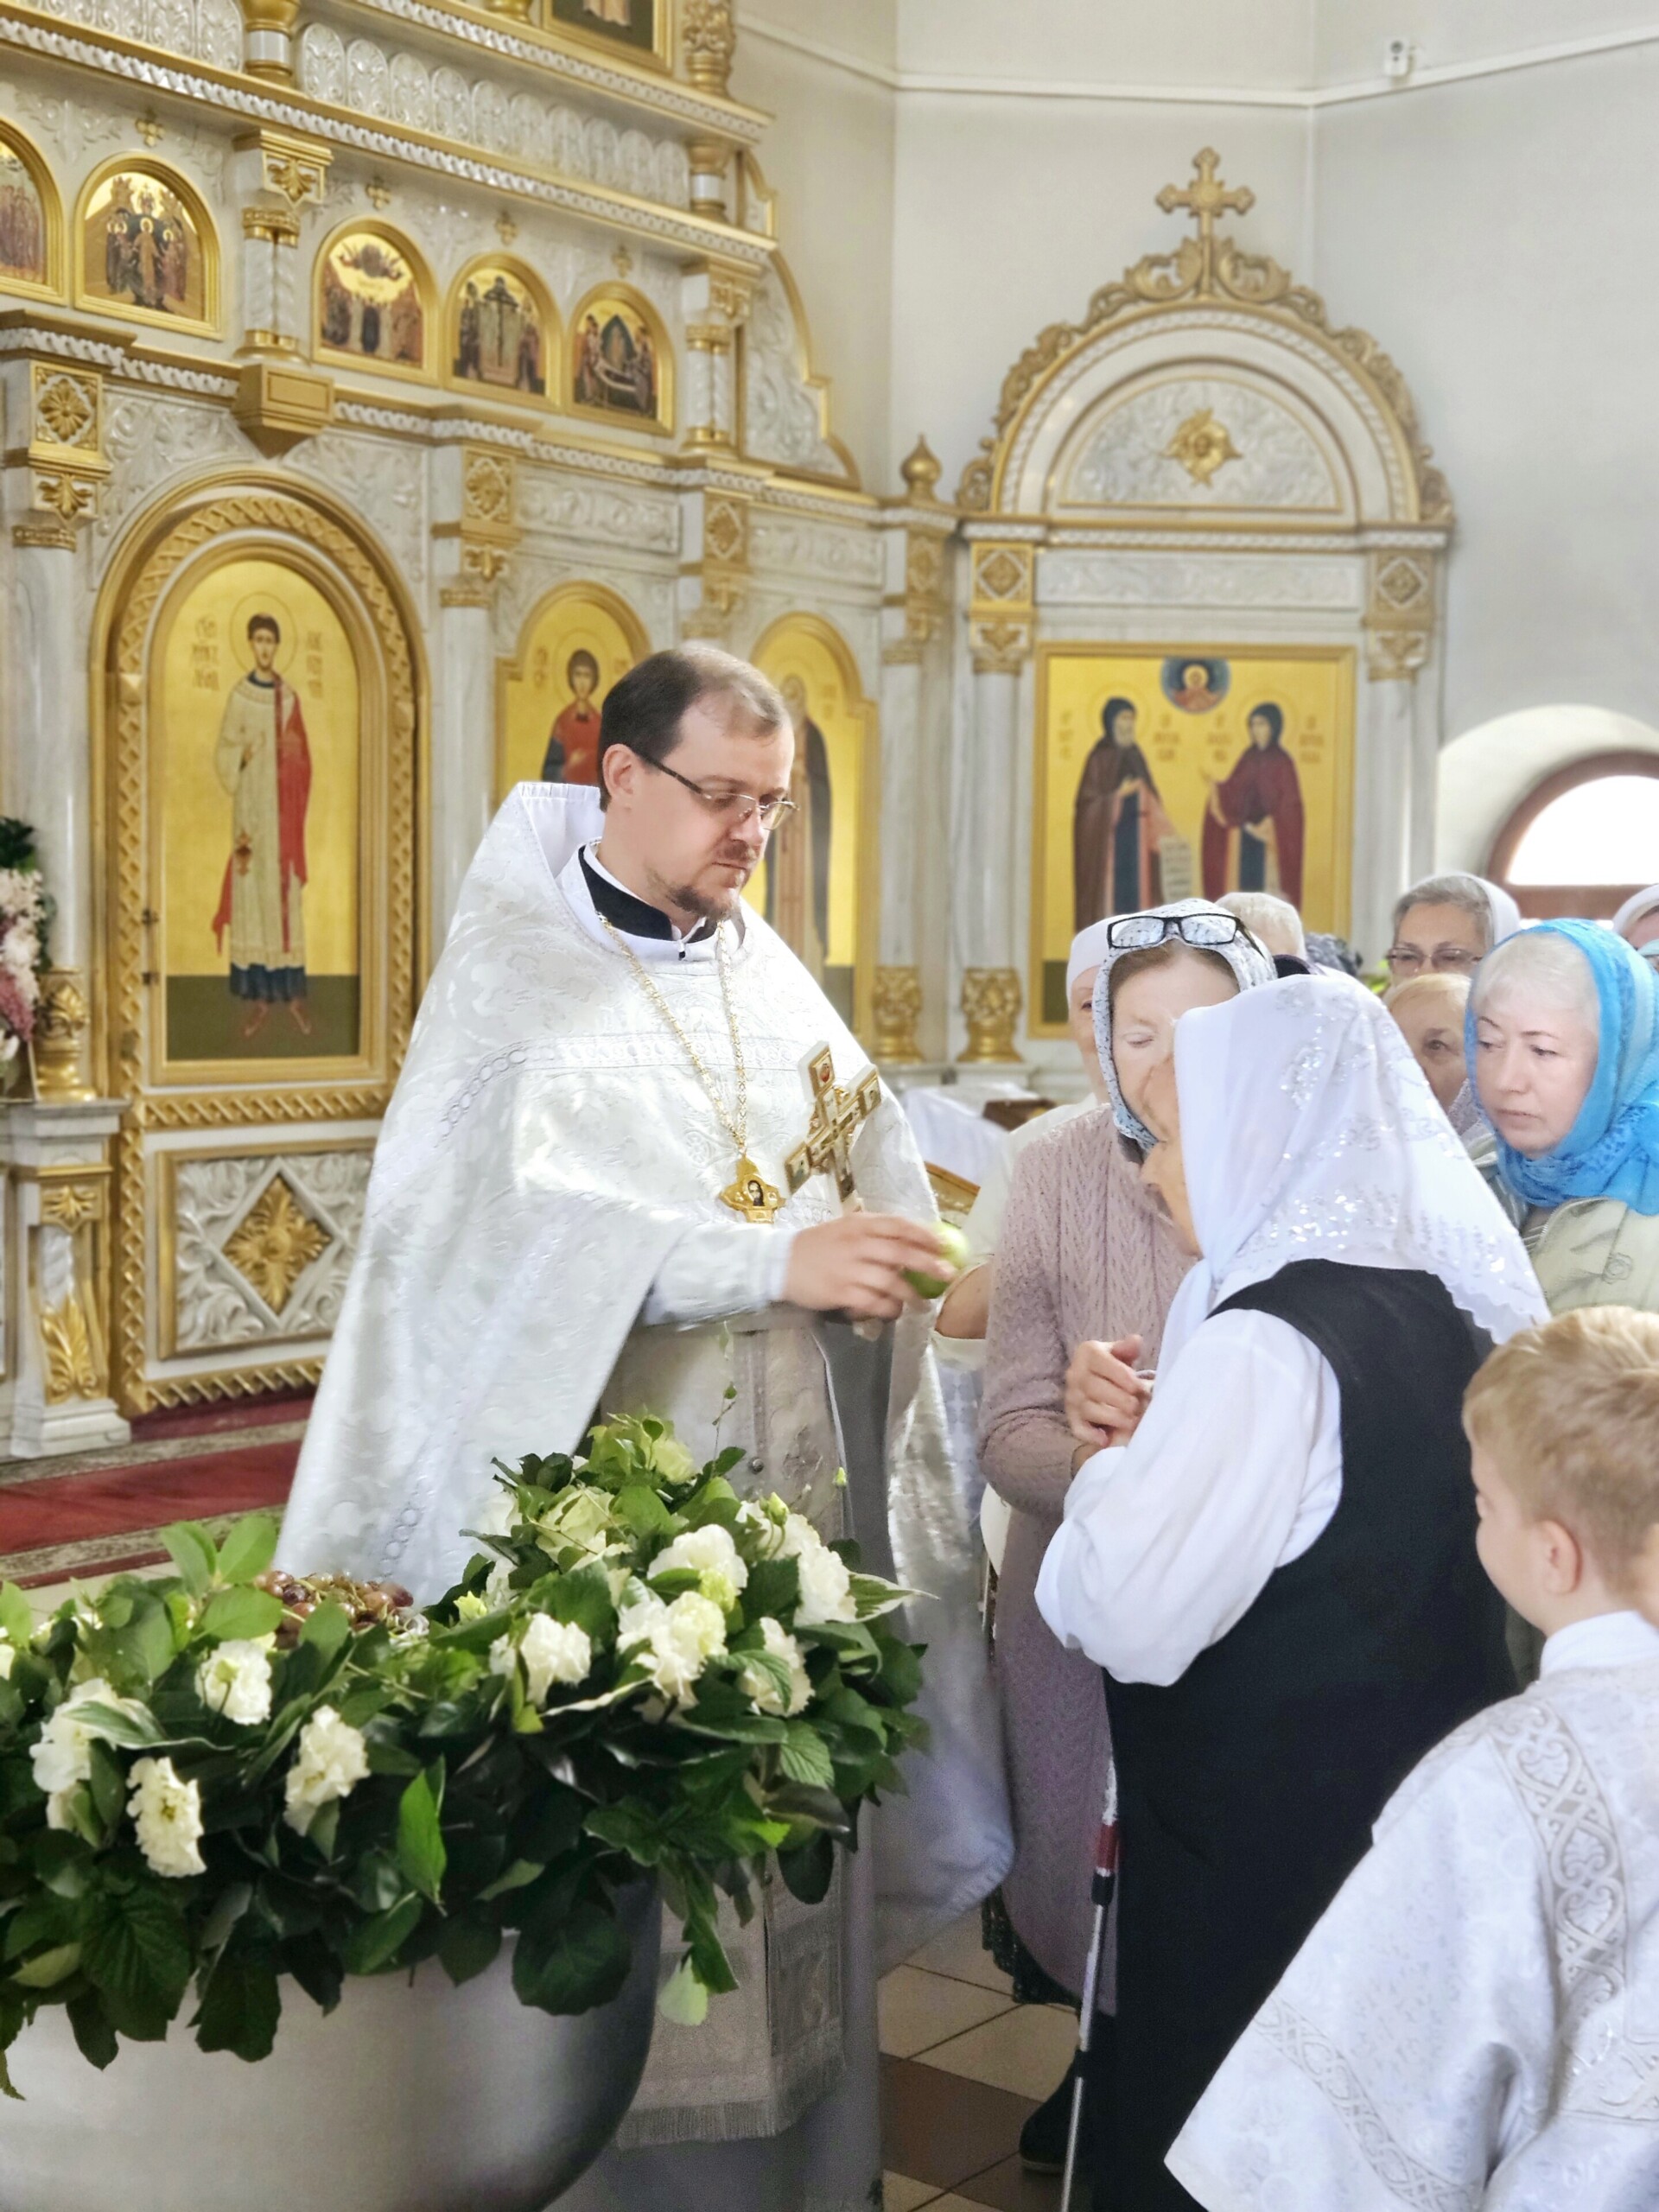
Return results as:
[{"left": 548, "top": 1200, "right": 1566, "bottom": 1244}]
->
[{"left": 979, "top": 903, "right": 1273, "bottom": 2167}]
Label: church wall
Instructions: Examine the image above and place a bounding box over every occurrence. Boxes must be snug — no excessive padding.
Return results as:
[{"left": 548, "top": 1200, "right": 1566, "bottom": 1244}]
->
[
  {"left": 894, "top": 0, "right": 1317, "bottom": 90},
  {"left": 731, "top": 18, "right": 896, "bottom": 491},
  {"left": 1311, "top": 42, "right": 1659, "bottom": 762},
  {"left": 1313, "top": 0, "right": 1659, "bottom": 85},
  {"left": 887, "top": 101, "right": 1311, "bottom": 500}
]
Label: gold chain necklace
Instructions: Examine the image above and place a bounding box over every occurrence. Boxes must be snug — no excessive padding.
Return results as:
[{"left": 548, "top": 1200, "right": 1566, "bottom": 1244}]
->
[{"left": 601, "top": 917, "right": 785, "bottom": 1224}]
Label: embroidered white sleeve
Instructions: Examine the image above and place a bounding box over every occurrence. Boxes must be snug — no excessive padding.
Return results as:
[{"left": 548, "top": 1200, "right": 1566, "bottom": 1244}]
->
[{"left": 640, "top": 1223, "right": 798, "bottom": 1326}]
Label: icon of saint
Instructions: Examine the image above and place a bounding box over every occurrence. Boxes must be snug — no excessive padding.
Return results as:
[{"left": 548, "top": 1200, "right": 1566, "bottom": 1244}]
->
[
  {"left": 211, "top": 613, "right": 313, "bottom": 1039},
  {"left": 1172, "top": 659, "right": 1222, "bottom": 712},
  {"left": 1201, "top": 701, "right": 1306, "bottom": 906},
  {"left": 540, "top": 650, "right": 603, "bottom": 783},
  {"left": 1072, "top": 697, "right": 1174, "bottom": 928}
]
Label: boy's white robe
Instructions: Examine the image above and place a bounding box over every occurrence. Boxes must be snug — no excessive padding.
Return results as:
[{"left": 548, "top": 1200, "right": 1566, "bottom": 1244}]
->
[
  {"left": 1171, "top": 1611, "right": 1659, "bottom": 2211},
  {"left": 280, "top": 784, "right": 1010, "bottom": 2209}
]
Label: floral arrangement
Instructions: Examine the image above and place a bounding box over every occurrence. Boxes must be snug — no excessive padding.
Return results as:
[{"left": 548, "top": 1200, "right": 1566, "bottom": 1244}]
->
[
  {"left": 0, "top": 818, "right": 46, "bottom": 1065},
  {"left": 0, "top": 1416, "right": 925, "bottom": 2086}
]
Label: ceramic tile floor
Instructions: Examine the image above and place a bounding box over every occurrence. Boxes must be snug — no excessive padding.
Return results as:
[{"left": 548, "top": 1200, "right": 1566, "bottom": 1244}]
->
[{"left": 880, "top": 1911, "right": 1078, "bottom": 2212}]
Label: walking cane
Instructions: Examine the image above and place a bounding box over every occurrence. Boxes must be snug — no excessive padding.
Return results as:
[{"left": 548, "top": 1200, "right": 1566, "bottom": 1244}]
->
[{"left": 1059, "top": 1762, "right": 1120, "bottom": 2212}]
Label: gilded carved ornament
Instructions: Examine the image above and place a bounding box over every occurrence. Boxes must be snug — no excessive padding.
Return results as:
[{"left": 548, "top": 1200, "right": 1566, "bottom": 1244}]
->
[
  {"left": 957, "top": 147, "right": 1453, "bottom": 530},
  {"left": 21, "top": 364, "right": 108, "bottom": 543},
  {"left": 959, "top": 968, "right": 1023, "bottom": 1065},
  {"left": 33, "top": 971, "right": 96, "bottom": 1101},
  {"left": 1364, "top": 550, "right": 1436, "bottom": 683},
  {"left": 223, "top": 1175, "right": 332, "bottom": 1314},
  {"left": 873, "top": 966, "right": 924, "bottom": 1065},
  {"left": 1165, "top": 406, "right": 1242, "bottom": 486},
  {"left": 969, "top": 541, "right": 1034, "bottom": 674},
  {"left": 441, "top": 446, "right": 519, "bottom": 606},
  {"left": 683, "top": 0, "right": 737, "bottom": 99}
]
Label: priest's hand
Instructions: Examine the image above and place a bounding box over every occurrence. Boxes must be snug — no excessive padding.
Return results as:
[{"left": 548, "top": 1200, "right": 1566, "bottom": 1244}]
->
[
  {"left": 1065, "top": 1335, "right": 1152, "bottom": 1450},
  {"left": 785, "top": 1215, "right": 948, "bottom": 1322}
]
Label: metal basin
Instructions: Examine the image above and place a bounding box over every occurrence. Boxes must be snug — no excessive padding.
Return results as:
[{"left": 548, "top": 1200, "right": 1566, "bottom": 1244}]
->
[{"left": 0, "top": 1884, "right": 660, "bottom": 2212}]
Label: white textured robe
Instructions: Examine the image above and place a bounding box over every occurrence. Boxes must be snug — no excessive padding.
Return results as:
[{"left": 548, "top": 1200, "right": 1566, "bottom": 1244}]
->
[
  {"left": 1171, "top": 1611, "right": 1659, "bottom": 2212},
  {"left": 280, "top": 784, "right": 1011, "bottom": 2211}
]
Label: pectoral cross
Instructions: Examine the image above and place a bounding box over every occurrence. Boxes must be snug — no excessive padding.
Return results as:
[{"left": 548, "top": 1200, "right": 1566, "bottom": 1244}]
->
[{"left": 785, "top": 1045, "right": 882, "bottom": 1210}]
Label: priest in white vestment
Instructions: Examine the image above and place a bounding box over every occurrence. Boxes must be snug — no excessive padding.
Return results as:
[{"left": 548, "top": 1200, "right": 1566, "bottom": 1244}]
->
[
  {"left": 1172, "top": 1304, "right": 1659, "bottom": 2212},
  {"left": 281, "top": 645, "right": 1012, "bottom": 2212}
]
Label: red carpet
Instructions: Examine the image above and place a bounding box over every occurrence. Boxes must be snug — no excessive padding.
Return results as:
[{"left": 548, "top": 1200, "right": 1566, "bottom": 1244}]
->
[{"left": 0, "top": 1400, "right": 309, "bottom": 1588}]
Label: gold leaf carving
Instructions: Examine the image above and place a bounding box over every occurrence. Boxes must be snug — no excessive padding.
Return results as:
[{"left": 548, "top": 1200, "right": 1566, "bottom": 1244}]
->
[
  {"left": 224, "top": 1177, "right": 331, "bottom": 1314},
  {"left": 41, "top": 1294, "right": 99, "bottom": 1403}
]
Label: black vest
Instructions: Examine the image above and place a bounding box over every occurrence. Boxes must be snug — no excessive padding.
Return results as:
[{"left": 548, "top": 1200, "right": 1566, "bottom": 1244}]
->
[{"left": 1099, "top": 1260, "right": 1513, "bottom": 2211}]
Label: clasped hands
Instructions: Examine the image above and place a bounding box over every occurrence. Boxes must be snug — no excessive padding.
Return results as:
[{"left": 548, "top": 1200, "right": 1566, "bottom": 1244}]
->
[{"left": 1065, "top": 1333, "right": 1153, "bottom": 1468}]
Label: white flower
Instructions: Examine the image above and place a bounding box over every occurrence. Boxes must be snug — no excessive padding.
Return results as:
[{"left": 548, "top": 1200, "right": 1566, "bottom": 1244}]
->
[
  {"left": 622, "top": 1589, "right": 727, "bottom": 1705},
  {"left": 491, "top": 1615, "right": 593, "bottom": 1705},
  {"left": 777, "top": 1516, "right": 859, "bottom": 1627},
  {"left": 740, "top": 1617, "right": 811, "bottom": 1717},
  {"left": 484, "top": 1560, "right": 514, "bottom": 1607},
  {"left": 31, "top": 1678, "right": 146, "bottom": 1828},
  {"left": 652, "top": 1525, "right": 749, "bottom": 1611},
  {"left": 196, "top": 1637, "right": 274, "bottom": 1726},
  {"left": 127, "top": 1756, "right": 206, "bottom": 1878},
  {"left": 283, "top": 1706, "right": 371, "bottom": 1836},
  {"left": 0, "top": 1639, "right": 15, "bottom": 1681}
]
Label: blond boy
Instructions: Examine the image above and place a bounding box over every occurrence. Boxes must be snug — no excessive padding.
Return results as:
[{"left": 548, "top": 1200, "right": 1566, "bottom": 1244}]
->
[{"left": 1170, "top": 1306, "right": 1659, "bottom": 2211}]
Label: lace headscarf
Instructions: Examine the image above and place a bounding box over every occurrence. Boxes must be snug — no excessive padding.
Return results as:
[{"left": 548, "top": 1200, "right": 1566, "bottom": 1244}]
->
[
  {"left": 1090, "top": 899, "right": 1277, "bottom": 1149},
  {"left": 1472, "top": 918, "right": 1659, "bottom": 1217},
  {"left": 1157, "top": 972, "right": 1547, "bottom": 1372}
]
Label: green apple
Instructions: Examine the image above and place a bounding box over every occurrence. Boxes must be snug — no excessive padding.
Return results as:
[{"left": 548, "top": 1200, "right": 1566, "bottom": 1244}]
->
[{"left": 905, "top": 1221, "right": 970, "bottom": 1301}]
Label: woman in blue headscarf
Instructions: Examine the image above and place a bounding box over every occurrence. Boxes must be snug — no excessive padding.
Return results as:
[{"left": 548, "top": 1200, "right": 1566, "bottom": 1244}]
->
[{"left": 1470, "top": 916, "right": 1659, "bottom": 1312}]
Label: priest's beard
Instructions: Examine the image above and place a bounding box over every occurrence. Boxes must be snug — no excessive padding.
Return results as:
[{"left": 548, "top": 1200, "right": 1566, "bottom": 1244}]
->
[{"left": 652, "top": 844, "right": 757, "bottom": 926}]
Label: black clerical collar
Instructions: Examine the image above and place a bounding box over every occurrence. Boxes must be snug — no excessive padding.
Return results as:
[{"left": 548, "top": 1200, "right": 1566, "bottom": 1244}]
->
[{"left": 579, "top": 846, "right": 717, "bottom": 945}]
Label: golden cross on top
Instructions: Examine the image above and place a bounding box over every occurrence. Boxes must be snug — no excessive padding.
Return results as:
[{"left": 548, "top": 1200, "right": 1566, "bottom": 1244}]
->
[
  {"left": 1156, "top": 148, "right": 1255, "bottom": 295},
  {"left": 785, "top": 1045, "right": 882, "bottom": 1209}
]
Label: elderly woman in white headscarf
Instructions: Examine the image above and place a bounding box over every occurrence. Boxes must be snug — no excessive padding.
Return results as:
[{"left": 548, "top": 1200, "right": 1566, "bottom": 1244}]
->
[
  {"left": 973, "top": 902, "right": 1274, "bottom": 2173},
  {"left": 1038, "top": 974, "right": 1546, "bottom": 2212}
]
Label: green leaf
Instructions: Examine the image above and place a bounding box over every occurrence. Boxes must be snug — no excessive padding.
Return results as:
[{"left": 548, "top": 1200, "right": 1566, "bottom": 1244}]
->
[
  {"left": 0, "top": 1582, "right": 35, "bottom": 1651},
  {"left": 298, "top": 1600, "right": 353, "bottom": 1662},
  {"left": 778, "top": 1831, "right": 836, "bottom": 1906},
  {"left": 162, "top": 1522, "right": 218, "bottom": 1599},
  {"left": 478, "top": 1858, "right": 544, "bottom": 1903},
  {"left": 199, "top": 1586, "right": 285, "bottom": 1643},
  {"left": 613, "top": 1485, "right": 674, "bottom": 1537},
  {"left": 680, "top": 1478, "right": 741, "bottom": 1531},
  {"left": 11, "top": 1940, "right": 81, "bottom": 1987},
  {"left": 778, "top": 1724, "right": 835, "bottom": 1789},
  {"left": 303, "top": 1800, "right": 340, "bottom": 1862},
  {"left": 216, "top": 1516, "right": 279, "bottom": 1587},
  {"left": 744, "top": 1558, "right": 801, "bottom": 1620},
  {"left": 194, "top": 1949, "right": 282, "bottom": 2063},
  {"left": 80, "top": 1885, "right": 193, "bottom": 2017},
  {"left": 766, "top": 1781, "right": 850, "bottom": 1835},
  {"left": 87, "top": 1740, "right": 125, "bottom": 1831},
  {"left": 343, "top": 1893, "right": 423, "bottom": 1976},
  {"left": 583, "top": 1802, "right": 670, "bottom": 1867},
  {"left": 512, "top": 1897, "right": 631, "bottom": 2016},
  {"left": 397, "top": 1767, "right": 448, "bottom": 1904},
  {"left": 67, "top": 1992, "right": 118, "bottom": 2070},
  {"left": 437, "top": 1913, "right": 501, "bottom": 1987},
  {"left": 114, "top": 1599, "right": 178, "bottom": 1689},
  {"left": 70, "top": 1700, "right": 163, "bottom": 1751}
]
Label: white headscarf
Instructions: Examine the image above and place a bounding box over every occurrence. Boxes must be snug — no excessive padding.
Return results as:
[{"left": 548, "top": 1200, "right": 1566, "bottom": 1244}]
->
[
  {"left": 1156, "top": 972, "right": 1547, "bottom": 1372},
  {"left": 1065, "top": 918, "right": 1118, "bottom": 998},
  {"left": 1612, "top": 884, "right": 1659, "bottom": 946},
  {"left": 1090, "top": 899, "right": 1277, "bottom": 1148},
  {"left": 1471, "top": 875, "right": 1523, "bottom": 947}
]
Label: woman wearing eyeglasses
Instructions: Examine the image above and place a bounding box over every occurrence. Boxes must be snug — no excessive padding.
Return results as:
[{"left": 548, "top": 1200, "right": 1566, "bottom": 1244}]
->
[{"left": 976, "top": 901, "right": 1273, "bottom": 2174}]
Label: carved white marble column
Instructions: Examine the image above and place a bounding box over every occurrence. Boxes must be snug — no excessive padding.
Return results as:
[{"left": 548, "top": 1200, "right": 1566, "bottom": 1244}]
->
[
  {"left": 430, "top": 446, "right": 518, "bottom": 944},
  {"left": 952, "top": 538, "right": 1035, "bottom": 1064},
  {"left": 1, "top": 1103, "right": 130, "bottom": 1454},
  {"left": 1357, "top": 549, "right": 1440, "bottom": 962},
  {"left": 680, "top": 262, "right": 753, "bottom": 452},
  {"left": 874, "top": 442, "right": 954, "bottom": 1066}
]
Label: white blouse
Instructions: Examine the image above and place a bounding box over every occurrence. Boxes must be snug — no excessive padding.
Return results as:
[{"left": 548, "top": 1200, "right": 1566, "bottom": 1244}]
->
[{"left": 1034, "top": 1308, "right": 1344, "bottom": 1687}]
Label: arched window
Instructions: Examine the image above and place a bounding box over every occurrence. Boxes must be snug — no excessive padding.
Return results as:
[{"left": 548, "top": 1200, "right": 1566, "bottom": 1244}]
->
[{"left": 1489, "top": 752, "right": 1659, "bottom": 918}]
